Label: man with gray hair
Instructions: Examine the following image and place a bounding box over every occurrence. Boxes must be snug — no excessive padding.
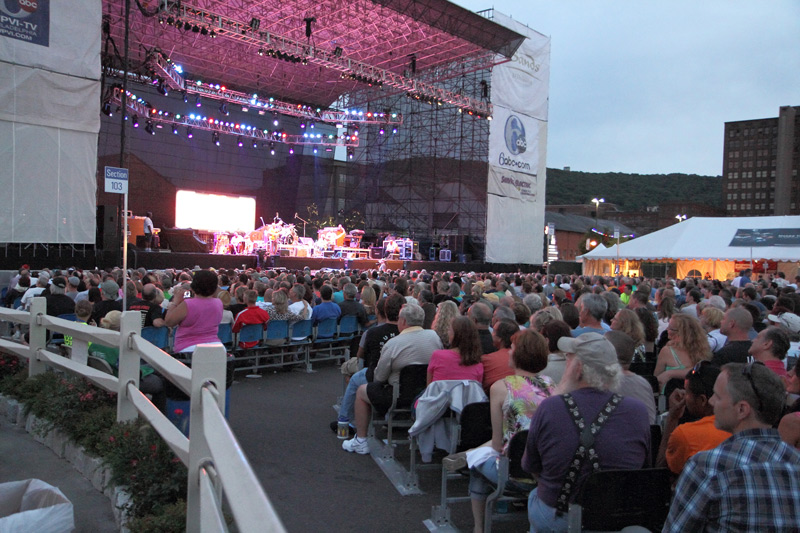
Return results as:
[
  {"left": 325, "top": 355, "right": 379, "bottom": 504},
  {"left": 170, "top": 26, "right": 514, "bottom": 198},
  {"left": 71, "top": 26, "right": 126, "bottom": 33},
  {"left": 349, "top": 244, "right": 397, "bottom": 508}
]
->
[
  {"left": 343, "top": 303, "right": 442, "bottom": 454},
  {"left": 522, "top": 332, "right": 650, "bottom": 531},
  {"left": 91, "top": 280, "right": 123, "bottom": 324},
  {"left": 338, "top": 283, "right": 368, "bottom": 328},
  {"left": 571, "top": 293, "right": 610, "bottom": 337},
  {"left": 664, "top": 362, "right": 800, "bottom": 531},
  {"left": 468, "top": 301, "right": 495, "bottom": 354},
  {"left": 20, "top": 271, "right": 50, "bottom": 311},
  {"left": 44, "top": 277, "right": 77, "bottom": 317},
  {"left": 523, "top": 293, "right": 543, "bottom": 315}
]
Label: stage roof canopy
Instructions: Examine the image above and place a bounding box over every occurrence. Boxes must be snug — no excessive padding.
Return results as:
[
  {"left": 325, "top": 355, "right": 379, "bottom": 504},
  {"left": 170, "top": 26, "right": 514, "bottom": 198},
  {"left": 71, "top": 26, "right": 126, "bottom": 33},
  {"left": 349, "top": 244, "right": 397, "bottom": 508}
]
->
[
  {"left": 103, "top": 0, "right": 525, "bottom": 108},
  {"left": 580, "top": 216, "right": 800, "bottom": 263}
]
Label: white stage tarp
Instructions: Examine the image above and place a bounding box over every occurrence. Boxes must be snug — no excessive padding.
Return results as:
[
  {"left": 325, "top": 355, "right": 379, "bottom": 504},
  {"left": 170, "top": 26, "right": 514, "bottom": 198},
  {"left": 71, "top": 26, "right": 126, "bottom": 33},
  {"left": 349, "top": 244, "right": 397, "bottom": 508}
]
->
[
  {"left": 485, "top": 14, "right": 549, "bottom": 264},
  {"left": 0, "top": 0, "right": 101, "bottom": 244},
  {"left": 580, "top": 216, "right": 800, "bottom": 262}
]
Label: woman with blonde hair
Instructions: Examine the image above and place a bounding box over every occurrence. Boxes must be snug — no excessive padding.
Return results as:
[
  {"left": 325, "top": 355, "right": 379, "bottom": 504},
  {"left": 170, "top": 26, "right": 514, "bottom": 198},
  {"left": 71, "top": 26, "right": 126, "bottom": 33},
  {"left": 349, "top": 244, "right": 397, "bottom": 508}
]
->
[
  {"left": 359, "top": 285, "right": 377, "bottom": 327},
  {"left": 700, "top": 306, "right": 726, "bottom": 353},
  {"left": 611, "top": 309, "right": 647, "bottom": 362},
  {"left": 655, "top": 313, "right": 711, "bottom": 390},
  {"left": 530, "top": 307, "right": 563, "bottom": 332},
  {"left": 431, "top": 300, "right": 460, "bottom": 349}
]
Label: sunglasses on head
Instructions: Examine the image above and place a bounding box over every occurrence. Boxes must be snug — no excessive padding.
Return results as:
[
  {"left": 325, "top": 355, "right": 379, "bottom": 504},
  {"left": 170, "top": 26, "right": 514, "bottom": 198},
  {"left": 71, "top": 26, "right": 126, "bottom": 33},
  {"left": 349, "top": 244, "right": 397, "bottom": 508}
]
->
[{"left": 742, "top": 360, "right": 766, "bottom": 412}]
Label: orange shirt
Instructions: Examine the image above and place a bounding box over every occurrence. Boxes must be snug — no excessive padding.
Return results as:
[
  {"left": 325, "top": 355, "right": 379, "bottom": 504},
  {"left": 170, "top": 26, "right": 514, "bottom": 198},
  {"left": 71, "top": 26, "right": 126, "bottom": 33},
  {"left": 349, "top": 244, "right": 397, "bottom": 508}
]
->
[
  {"left": 666, "top": 415, "right": 731, "bottom": 474},
  {"left": 481, "top": 348, "right": 515, "bottom": 393}
]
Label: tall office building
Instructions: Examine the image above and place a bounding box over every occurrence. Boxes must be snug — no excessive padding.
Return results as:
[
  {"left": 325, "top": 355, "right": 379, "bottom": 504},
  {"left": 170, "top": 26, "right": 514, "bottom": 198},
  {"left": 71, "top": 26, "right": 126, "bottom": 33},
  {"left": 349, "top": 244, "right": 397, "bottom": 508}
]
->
[{"left": 723, "top": 106, "right": 800, "bottom": 216}]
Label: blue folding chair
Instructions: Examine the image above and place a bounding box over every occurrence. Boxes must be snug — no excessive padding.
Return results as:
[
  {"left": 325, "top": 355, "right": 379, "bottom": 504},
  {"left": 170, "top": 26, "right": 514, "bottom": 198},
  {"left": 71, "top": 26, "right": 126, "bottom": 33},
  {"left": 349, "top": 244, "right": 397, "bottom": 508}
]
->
[
  {"left": 218, "top": 322, "right": 233, "bottom": 349},
  {"left": 235, "top": 323, "right": 264, "bottom": 349},
  {"left": 338, "top": 315, "right": 360, "bottom": 340},
  {"left": 141, "top": 326, "right": 170, "bottom": 350},
  {"left": 286, "top": 319, "right": 314, "bottom": 371},
  {"left": 265, "top": 320, "right": 290, "bottom": 345}
]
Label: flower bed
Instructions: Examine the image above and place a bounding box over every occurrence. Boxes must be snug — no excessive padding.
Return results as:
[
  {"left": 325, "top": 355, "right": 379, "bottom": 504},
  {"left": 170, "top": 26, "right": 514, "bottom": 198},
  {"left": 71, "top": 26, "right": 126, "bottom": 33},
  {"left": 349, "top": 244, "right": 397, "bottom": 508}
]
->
[{"left": 0, "top": 356, "right": 187, "bottom": 533}]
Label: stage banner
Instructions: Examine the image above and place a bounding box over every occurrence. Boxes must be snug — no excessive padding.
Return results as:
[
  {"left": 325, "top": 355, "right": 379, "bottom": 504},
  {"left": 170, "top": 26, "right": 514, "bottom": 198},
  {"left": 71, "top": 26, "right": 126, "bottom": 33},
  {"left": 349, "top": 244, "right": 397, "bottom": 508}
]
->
[
  {"left": 490, "top": 12, "right": 550, "bottom": 121},
  {"left": 488, "top": 107, "right": 545, "bottom": 178},
  {"left": 488, "top": 165, "right": 538, "bottom": 202},
  {"left": 0, "top": 0, "right": 101, "bottom": 244},
  {"left": 485, "top": 193, "right": 544, "bottom": 264}
]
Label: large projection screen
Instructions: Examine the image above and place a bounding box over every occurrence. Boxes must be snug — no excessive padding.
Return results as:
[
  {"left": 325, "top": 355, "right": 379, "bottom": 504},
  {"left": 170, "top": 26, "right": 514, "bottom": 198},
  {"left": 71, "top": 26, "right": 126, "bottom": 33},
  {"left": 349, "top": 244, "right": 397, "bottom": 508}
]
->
[{"left": 175, "top": 190, "right": 256, "bottom": 233}]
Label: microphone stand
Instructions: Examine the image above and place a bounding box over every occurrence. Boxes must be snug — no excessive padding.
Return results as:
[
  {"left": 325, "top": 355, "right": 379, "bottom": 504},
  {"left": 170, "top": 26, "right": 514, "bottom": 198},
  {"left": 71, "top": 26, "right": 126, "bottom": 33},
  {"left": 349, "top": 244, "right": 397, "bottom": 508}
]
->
[{"left": 294, "top": 213, "right": 308, "bottom": 238}]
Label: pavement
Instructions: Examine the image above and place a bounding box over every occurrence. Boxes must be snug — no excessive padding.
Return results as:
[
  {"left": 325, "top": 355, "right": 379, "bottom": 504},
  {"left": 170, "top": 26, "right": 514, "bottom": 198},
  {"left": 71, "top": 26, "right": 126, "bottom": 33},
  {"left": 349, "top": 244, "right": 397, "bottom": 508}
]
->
[{"left": 0, "top": 363, "right": 526, "bottom": 532}]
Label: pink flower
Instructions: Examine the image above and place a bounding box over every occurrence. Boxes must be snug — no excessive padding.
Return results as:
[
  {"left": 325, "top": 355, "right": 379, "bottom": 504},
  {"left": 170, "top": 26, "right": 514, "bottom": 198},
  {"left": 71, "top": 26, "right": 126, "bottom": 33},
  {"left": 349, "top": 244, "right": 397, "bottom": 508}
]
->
[
  {"left": 108, "top": 436, "right": 115, "bottom": 443},
  {"left": 174, "top": 408, "right": 184, "bottom": 416}
]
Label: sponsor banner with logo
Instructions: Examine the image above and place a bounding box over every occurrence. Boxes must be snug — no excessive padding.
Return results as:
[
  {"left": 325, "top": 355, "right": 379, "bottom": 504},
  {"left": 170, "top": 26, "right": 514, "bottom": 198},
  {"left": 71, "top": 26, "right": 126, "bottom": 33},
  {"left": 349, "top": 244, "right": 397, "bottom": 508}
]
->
[
  {"left": 490, "top": 12, "right": 550, "bottom": 121},
  {"left": 488, "top": 166, "right": 537, "bottom": 202},
  {"left": 488, "top": 107, "right": 544, "bottom": 177},
  {"left": 0, "top": 0, "right": 49, "bottom": 47}
]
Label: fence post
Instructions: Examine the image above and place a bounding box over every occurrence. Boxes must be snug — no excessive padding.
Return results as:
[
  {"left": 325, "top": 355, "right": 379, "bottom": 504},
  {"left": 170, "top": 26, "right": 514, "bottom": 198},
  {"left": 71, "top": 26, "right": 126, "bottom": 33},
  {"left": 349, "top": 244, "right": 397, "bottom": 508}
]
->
[
  {"left": 186, "top": 344, "right": 227, "bottom": 533},
  {"left": 28, "top": 297, "right": 47, "bottom": 377},
  {"left": 117, "top": 311, "right": 142, "bottom": 422}
]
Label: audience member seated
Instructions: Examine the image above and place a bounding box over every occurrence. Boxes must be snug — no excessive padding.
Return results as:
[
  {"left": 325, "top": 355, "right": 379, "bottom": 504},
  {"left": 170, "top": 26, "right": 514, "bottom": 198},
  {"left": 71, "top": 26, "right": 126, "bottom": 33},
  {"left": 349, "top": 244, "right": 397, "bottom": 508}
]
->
[
  {"left": 20, "top": 271, "right": 50, "bottom": 310},
  {"left": 44, "top": 277, "right": 78, "bottom": 317},
  {"left": 4, "top": 274, "right": 30, "bottom": 308},
  {"left": 571, "top": 294, "right": 610, "bottom": 337},
  {"left": 427, "top": 315, "right": 484, "bottom": 384},
  {"left": 700, "top": 306, "right": 727, "bottom": 353},
  {"left": 88, "top": 310, "right": 166, "bottom": 412},
  {"left": 606, "top": 330, "right": 657, "bottom": 424},
  {"left": 522, "top": 333, "right": 651, "bottom": 532},
  {"left": 712, "top": 307, "right": 753, "bottom": 365},
  {"left": 655, "top": 361, "right": 729, "bottom": 474},
  {"left": 748, "top": 325, "right": 790, "bottom": 377},
  {"left": 231, "top": 290, "right": 270, "bottom": 349},
  {"left": 481, "top": 319, "right": 518, "bottom": 393},
  {"left": 610, "top": 308, "right": 647, "bottom": 362},
  {"left": 166, "top": 270, "right": 223, "bottom": 356},
  {"left": 313, "top": 285, "right": 342, "bottom": 325},
  {"left": 431, "top": 300, "right": 459, "bottom": 349},
  {"left": 468, "top": 302, "right": 495, "bottom": 354},
  {"left": 127, "top": 283, "right": 166, "bottom": 328},
  {"left": 655, "top": 314, "right": 711, "bottom": 392},
  {"left": 91, "top": 280, "right": 123, "bottom": 324},
  {"left": 338, "top": 283, "right": 368, "bottom": 327},
  {"left": 342, "top": 303, "right": 442, "bottom": 455},
  {"left": 664, "top": 362, "right": 800, "bottom": 531},
  {"left": 539, "top": 320, "right": 572, "bottom": 384},
  {"left": 217, "top": 290, "right": 233, "bottom": 325},
  {"left": 445, "top": 328, "right": 554, "bottom": 532}
]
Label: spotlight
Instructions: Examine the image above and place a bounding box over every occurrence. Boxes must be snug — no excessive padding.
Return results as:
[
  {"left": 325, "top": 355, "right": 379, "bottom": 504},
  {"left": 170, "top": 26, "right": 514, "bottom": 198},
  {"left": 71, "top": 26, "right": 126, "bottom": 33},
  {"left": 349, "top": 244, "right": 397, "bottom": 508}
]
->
[
  {"left": 166, "top": 16, "right": 174, "bottom": 25},
  {"left": 210, "top": 30, "right": 216, "bottom": 39},
  {"left": 219, "top": 102, "right": 229, "bottom": 116},
  {"left": 273, "top": 119, "right": 279, "bottom": 126},
  {"left": 258, "top": 48, "right": 264, "bottom": 56},
  {"left": 347, "top": 150, "right": 353, "bottom": 160},
  {"left": 303, "top": 17, "right": 316, "bottom": 40},
  {"left": 192, "top": 25, "right": 200, "bottom": 33},
  {"left": 379, "top": 128, "right": 384, "bottom": 135},
  {"left": 309, "top": 121, "right": 315, "bottom": 129},
  {"left": 237, "top": 136, "right": 243, "bottom": 147},
  {"left": 212, "top": 132, "right": 220, "bottom": 146},
  {"left": 252, "top": 140, "right": 258, "bottom": 148},
  {"left": 200, "top": 27, "right": 208, "bottom": 36},
  {"left": 187, "top": 126, "right": 193, "bottom": 138},
  {"left": 157, "top": 79, "right": 168, "bottom": 96},
  {"left": 132, "top": 115, "right": 139, "bottom": 127},
  {"left": 172, "top": 125, "right": 179, "bottom": 135},
  {"left": 313, "top": 147, "right": 318, "bottom": 154},
  {"left": 392, "top": 127, "right": 398, "bottom": 134},
  {"left": 249, "top": 18, "right": 260, "bottom": 32},
  {"left": 101, "top": 101, "right": 112, "bottom": 116},
  {"left": 195, "top": 95, "right": 202, "bottom": 107},
  {"left": 183, "top": 21, "right": 191, "bottom": 31},
  {"left": 300, "top": 122, "right": 306, "bottom": 129},
  {"left": 145, "top": 120, "right": 155, "bottom": 135},
  {"left": 333, "top": 46, "right": 343, "bottom": 57},
  {"left": 289, "top": 146, "right": 294, "bottom": 155}
]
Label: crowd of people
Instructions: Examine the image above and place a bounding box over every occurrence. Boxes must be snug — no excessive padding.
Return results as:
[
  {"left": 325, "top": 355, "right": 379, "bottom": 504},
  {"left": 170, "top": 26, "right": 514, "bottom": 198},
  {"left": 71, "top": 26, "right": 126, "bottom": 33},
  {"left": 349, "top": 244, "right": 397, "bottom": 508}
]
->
[{"left": 4, "top": 264, "right": 800, "bottom": 531}]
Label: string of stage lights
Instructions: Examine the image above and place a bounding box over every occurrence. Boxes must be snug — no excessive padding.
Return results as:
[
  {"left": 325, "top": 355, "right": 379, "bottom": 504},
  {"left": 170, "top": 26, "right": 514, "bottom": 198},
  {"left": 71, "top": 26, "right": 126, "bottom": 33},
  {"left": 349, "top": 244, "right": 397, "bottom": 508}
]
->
[
  {"left": 159, "top": 2, "right": 493, "bottom": 117},
  {"left": 148, "top": 52, "right": 404, "bottom": 127},
  {"left": 107, "top": 87, "right": 360, "bottom": 157}
]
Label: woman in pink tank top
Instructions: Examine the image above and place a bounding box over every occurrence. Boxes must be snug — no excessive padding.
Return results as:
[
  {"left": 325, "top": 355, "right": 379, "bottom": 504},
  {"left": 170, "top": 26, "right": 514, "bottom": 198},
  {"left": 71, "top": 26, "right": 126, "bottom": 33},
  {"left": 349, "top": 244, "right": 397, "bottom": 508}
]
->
[{"left": 166, "top": 270, "right": 223, "bottom": 354}]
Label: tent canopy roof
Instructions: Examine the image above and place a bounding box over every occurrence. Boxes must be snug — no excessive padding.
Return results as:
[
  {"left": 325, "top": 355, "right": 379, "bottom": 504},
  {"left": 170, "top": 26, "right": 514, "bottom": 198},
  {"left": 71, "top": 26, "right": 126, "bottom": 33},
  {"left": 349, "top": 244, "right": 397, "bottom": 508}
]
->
[{"left": 580, "top": 216, "right": 800, "bottom": 262}]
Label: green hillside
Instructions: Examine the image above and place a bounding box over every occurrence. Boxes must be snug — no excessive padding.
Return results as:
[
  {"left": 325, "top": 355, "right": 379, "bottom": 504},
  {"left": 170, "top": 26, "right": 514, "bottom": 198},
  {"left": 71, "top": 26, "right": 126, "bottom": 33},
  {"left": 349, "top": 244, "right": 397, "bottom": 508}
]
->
[{"left": 545, "top": 168, "right": 723, "bottom": 210}]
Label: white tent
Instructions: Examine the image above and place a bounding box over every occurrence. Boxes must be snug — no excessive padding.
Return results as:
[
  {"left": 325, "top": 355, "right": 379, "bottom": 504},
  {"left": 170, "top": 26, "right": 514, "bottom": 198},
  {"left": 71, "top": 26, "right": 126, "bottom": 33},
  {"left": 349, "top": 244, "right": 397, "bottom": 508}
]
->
[{"left": 579, "top": 216, "right": 800, "bottom": 280}]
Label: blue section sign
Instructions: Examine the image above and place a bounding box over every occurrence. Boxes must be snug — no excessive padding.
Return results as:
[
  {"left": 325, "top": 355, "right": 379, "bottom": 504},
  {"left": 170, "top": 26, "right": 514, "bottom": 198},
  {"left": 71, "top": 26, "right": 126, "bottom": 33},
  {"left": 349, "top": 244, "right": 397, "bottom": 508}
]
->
[
  {"left": 104, "top": 166, "right": 128, "bottom": 194},
  {"left": 0, "top": 0, "right": 50, "bottom": 47}
]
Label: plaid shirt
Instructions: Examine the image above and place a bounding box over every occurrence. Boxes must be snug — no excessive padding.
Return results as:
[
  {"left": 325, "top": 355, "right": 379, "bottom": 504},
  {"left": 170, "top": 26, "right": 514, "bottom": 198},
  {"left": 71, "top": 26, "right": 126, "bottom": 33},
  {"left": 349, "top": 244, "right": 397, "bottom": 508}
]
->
[{"left": 663, "top": 428, "right": 800, "bottom": 532}]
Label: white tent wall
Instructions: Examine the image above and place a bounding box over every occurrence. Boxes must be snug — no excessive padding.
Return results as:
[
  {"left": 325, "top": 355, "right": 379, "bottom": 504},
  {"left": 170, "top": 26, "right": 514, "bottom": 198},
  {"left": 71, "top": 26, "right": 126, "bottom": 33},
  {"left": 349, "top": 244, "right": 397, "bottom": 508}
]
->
[
  {"left": 485, "top": 12, "right": 549, "bottom": 264},
  {"left": 0, "top": 1, "right": 101, "bottom": 244}
]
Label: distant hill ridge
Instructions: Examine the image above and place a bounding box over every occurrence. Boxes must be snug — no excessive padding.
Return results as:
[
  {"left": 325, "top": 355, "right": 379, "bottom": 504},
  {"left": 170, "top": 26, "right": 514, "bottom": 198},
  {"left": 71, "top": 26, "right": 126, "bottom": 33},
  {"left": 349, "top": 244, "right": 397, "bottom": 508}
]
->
[{"left": 545, "top": 168, "right": 722, "bottom": 211}]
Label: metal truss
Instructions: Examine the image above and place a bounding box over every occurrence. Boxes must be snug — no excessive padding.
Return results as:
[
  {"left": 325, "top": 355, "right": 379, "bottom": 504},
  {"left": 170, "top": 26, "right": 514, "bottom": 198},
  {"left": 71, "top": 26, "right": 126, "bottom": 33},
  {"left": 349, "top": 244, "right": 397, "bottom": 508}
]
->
[
  {"left": 149, "top": 52, "right": 403, "bottom": 126},
  {"left": 110, "top": 88, "right": 357, "bottom": 147},
  {"left": 164, "top": 2, "right": 492, "bottom": 116}
]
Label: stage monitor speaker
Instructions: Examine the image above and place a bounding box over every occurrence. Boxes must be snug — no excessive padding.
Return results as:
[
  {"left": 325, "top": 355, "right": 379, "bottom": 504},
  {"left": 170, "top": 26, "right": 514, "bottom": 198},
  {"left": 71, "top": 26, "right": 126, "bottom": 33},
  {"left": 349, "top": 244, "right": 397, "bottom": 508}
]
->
[
  {"left": 369, "top": 246, "right": 383, "bottom": 259},
  {"left": 96, "top": 205, "right": 120, "bottom": 250},
  {"left": 439, "top": 249, "right": 451, "bottom": 262},
  {"left": 279, "top": 249, "right": 290, "bottom": 257},
  {"left": 458, "top": 253, "right": 471, "bottom": 263},
  {"left": 429, "top": 246, "right": 439, "bottom": 261}
]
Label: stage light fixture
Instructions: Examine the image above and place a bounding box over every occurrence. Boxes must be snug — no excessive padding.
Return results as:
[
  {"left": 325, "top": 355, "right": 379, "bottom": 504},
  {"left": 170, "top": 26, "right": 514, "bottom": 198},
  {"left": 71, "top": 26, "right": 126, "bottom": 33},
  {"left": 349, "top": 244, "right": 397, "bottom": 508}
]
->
[
  {"left": 210, "top": 30, "right": 216, "bottom": 39},
  {"left": 258, "top": 48, "right": 264, "bottom": 56},
  {"left": 172, "top": 125, "right": 179, "bottom": 135},
  {"left": 166, "top": 16, "right": 174, "bottom": 25},
  {"left": 101, "top": 102, "right": 112, "bottom": 116},
  {"left": 182, "top": 91, "right": 188, "bottom": 103},
  {"left": 313, "top": 147, "right": 318, "bottom": 154},
  {"left": 289, "top": 146, "right": 294, "bottom": 154},
  {"left": 249, "top": 18, "right": 261, "bottom": 31},
  {"left": 195, "top": 95, "right": 202, "bottom": 107},
  {"left": 309, "top": 121, "right": 315, "bottom": 129},
  {"left": 212, "top": 132, "right": 220, "bottom": 146},
  {"left": 157, "top": 79, "right": 168, "bottom": 96},
  {"left": 237, "top": 136, "right": 243, "bottom": 147},
  {"left": 480, "top": 80, "right": 488, "bottom": 98},
  {"left": 409, "top": 54, "right": 417, "bottom": 75},
  {"left": 379, "top": 128, "right": 385, "bottom": 135},
  {"left": 183, "top": 21, "right": 191, "bottom": 31},
  {"left": 219, "top": 102, "right": 229, "bottom": 116},
  {"left": 200, "top": 27, "right": 208, "bottom": 36},
  {"left": 187, "top": 127, "right": 193, "bottom": 138},
  {"left": 299, "top": 122, "right": 306, "bottom": 129},
  {"left": 392, "top": 127, "right": 397, "bottom": 134},
  {"left": 252, "top": 140, "right": 258, "bottom": 148},
  {"left": 273, "top": 119, "right": 279, "bottom": 126},
  {"left": 192, "top": 25, "right": 200, "bottom": 33},
  {"left": 347, "top": 150, "right": 353, "bottom": 160},
  {"left": 303, "top": 17, "right": 316, "bottom": 40},
  {"left": 132, "top": 115, "right": 139, "bottom": 127},
  {"left": 333, "top": 46, "right": 343, "bottom": 57},
  {"left": 159, "top": 17, "right": 164, "bottom": 25},
  {"left": 145, "top": 120, "right": 155, "bottom": 135}
]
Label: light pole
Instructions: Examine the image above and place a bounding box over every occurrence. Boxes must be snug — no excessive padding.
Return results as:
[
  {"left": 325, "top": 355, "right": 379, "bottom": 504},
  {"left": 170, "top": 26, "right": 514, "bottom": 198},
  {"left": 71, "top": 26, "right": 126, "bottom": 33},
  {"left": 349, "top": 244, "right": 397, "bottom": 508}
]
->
[{"left": 591, "top": 198, "right": 605, "bottom": 226}]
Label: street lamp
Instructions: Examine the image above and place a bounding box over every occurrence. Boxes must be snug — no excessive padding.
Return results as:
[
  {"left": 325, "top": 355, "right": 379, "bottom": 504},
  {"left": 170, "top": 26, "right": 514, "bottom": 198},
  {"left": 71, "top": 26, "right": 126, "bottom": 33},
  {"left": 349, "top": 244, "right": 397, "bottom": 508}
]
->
[
  {"left": 675, "top": 214, "right": 687, "bottom": 223},
  {"left": 591, "top": 198, "right": 605, "bottom": 226}
]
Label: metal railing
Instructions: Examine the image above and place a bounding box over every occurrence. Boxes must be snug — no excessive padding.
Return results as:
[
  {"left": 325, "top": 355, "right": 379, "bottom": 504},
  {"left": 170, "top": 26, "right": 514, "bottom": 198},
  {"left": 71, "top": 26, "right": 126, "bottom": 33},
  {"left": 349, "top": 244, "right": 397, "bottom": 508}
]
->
[{"left": 0, "top": 297, "right": 285, "bottom": 532}]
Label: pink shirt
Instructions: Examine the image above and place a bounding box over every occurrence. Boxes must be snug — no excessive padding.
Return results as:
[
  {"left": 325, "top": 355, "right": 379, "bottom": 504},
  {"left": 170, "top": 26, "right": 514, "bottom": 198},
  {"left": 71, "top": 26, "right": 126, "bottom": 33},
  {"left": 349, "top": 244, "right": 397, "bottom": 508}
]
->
[
  {"left": 174, "top": 297, "right": 223, "bottom": 353},
  {"left": 428, "top": 349, "right": 484, "bottom": 383},
  {"left": 764, "top": 359, "right": 788, "bottom": 378}
]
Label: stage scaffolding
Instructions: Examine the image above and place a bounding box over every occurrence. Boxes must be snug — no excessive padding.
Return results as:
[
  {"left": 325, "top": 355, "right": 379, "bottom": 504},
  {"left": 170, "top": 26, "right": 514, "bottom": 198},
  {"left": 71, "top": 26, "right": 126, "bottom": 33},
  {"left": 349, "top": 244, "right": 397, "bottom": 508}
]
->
[{"left": 292, "top": 69, "right": 492, "bottom": 260}]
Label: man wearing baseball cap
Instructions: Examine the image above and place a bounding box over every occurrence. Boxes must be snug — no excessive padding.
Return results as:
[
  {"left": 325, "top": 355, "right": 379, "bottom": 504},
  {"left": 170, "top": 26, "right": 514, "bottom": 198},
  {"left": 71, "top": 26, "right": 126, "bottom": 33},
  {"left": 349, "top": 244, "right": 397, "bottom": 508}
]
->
[{"left": 522, "top": 333, "right": 651, "bottom": 532}]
